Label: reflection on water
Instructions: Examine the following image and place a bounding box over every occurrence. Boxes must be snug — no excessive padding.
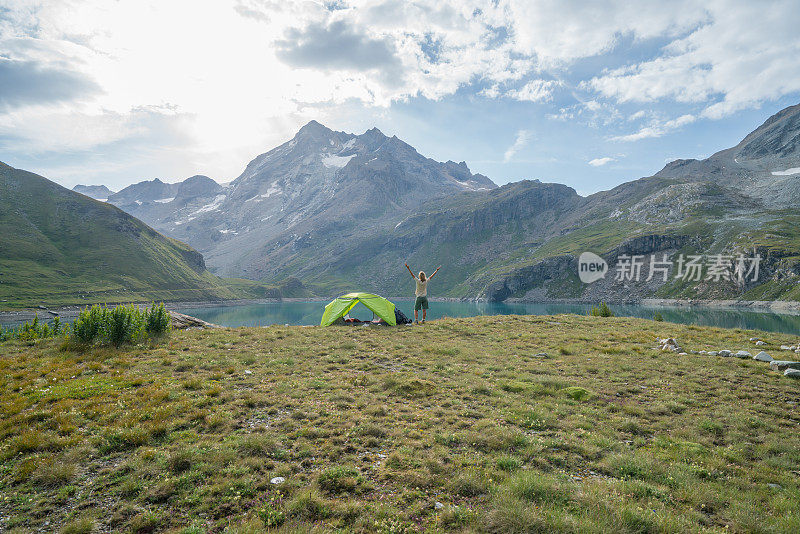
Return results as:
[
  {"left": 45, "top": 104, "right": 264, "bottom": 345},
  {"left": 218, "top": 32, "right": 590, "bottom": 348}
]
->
[{"left": 175, "top": 300, "right": 800, "bottom": 335}]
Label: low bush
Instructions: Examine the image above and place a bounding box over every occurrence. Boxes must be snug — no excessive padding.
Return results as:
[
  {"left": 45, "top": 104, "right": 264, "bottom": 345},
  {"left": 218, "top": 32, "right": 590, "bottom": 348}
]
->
[
  {"left": 145, "top": 302, "right": 171, "bottom": 335},
  {"left": 69, "top": 302, "right": 171, "bottom": 346},
  {"left": 71, "top": 305, "right": 109, "bottom": 344},
  {"left": 589, "top": 302, "right": 614, "bottom": 317},
  {"left": 14, "top": 315, "right": 63, "bottom": 342}
]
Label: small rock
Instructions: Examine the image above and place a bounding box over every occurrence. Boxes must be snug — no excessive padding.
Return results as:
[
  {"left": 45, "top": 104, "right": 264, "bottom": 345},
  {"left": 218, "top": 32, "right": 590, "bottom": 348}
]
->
[
  {"left": 784, "top": 369, "right": 800, "bottom": 379},
  {"left": 755, "top": 340, "right": 766, "bottom": 346},
  {"left": 678, "top": 352, "right": 688, "bottom": 356},
  {"left": 771, "top": 360, "right": 800, "bottom": 372},
  {"left": 768, "top": 483, "right": 782, "bottom": 489},
  {"left": 435, "top": 501, "right": 444, "bottom": 510},
  {"left": 270, "top": 476, "right": 286, "bottom": 485},
  {"left": 718, "top": 350, "right": 732, "bottom": 357},
  {"left": 244, "top": 369, "right": 252, "bottom": 375},
  {"left": 734, "top": 350, "right": 752, "bottom": 359},
  {"left": 796, "top": 349, "right": 800, "bottom": 354},
  {"left": 707, "top": 351, "right": 718, "bottom": 356},
  {"left": 753, "top": 351, "right": 773, "bottom": 362},
  {"left": 749, "top": 337, "right": 759, "bottom": 342},
  {"left": 533, "top": 352, "right": 549, "bottom": 358},
  {"left": 780, "top": 345, "right": 793, "bottom": 351}
]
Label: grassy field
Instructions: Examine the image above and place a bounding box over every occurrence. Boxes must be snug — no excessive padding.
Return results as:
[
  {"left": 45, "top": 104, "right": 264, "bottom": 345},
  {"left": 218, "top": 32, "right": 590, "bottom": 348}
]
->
[{"left": 1, "top": 315, "right": 799, "bottom": 533}]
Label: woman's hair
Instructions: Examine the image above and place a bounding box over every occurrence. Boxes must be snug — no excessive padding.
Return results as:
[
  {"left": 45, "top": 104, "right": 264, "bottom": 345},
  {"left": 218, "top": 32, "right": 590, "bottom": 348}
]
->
[{"left": 419, "top": 271, "right": 426, "bottom": 282}]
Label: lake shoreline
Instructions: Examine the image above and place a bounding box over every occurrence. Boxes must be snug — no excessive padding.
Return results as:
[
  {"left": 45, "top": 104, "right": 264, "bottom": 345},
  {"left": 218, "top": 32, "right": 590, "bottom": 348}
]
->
[{"left": 3, "top": 296, "right": 800, "bottom": 327}]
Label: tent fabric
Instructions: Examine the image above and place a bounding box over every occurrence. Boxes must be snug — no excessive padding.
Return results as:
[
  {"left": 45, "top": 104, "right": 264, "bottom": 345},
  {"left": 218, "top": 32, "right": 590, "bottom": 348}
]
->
[{"left": 321, "top": 292, "right": 397, "bottom": 326}]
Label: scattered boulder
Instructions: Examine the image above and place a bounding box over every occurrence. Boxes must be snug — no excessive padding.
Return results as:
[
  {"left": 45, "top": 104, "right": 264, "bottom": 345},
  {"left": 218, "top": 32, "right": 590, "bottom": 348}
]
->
[
  {"left": 770, "top": 361, "right": 800, "bottom": 372},
  {"left": 780, "top": 345, "right": 795, "bottom": 351},
  {"left": 658, "top": 338, "right": 682, "bottom": 352},
  {"left": 753, "top": 351, "right": 773, "bottom": 362},
  {"left": 434, "top": 502, "right": 444, "bottom": 510},
  {"left": 749, "top": 337, "right": 760, "bottom": 342},
  {"left": 735, "top": 350, "right": 752, "bottom": 359},
  {"left": 270, "top": 477, "right": 286, "bottom": 485},
  {"left": 718, "top": 350, "right": 732, "bottom": 357},
  {"left": 245, "top": 370, "right": 253, "bottom": 375},
  {"left": 169, "top": 311, "right": 220, "bottom": 329},
  {"left": 784, "top": 369, "right": 800, "bottom": 379},
  {"left": 755, "top": 340, "right": 767, "bottom": 346},
  {"left": 707, "top": 351, "right": 718, "bottom": 356}
]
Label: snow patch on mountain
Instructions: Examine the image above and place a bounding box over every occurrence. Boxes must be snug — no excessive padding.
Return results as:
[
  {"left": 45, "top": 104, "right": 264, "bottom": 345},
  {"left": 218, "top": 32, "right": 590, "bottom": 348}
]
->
[
  {"left": 321, "top": 154, "right": 356, "bottom": 168},
  {"left": 191, "top": 194, "right": 226, "bottom": 215},
  {"left": 154, "top": 197, "right": 174, "bottom": 203},
  {"left": 246, "top": 183, "right": 282, "bottom": 202},
  {"left": 772, "top": 167, "right": 800, "bottom": 175}
]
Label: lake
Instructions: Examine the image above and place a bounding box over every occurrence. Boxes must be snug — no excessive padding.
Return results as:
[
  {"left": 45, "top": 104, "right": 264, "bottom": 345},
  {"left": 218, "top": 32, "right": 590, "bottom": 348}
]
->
[{"left": 175, "top": 300, "right": 800, "bottom": 335}]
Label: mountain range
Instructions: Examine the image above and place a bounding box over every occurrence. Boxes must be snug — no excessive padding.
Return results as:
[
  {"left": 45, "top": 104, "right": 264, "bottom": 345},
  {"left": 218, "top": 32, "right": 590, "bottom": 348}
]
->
[
  {"left": 5, "top": 104, "right": 800, "bottom": 306},
  {"left": 98, "top": 104, "right": 800, "bottom": 302}
]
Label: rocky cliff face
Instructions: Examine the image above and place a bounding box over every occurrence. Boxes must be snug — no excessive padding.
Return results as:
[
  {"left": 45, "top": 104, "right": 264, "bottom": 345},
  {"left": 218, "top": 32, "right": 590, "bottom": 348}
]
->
[{"left": 72, "top": 184, "right": 114, "bottom": 200}]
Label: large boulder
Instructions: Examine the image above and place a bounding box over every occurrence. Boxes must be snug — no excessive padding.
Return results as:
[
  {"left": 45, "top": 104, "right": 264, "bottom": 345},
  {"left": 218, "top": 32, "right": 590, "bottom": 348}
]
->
[
  {"left": 169, "top": 311, "right": 221, "bottom": 329},
  {"left": 770, "top": 360, "right": 800, "bottom": 372},
  {"left": 784, "top": 369, "right": 800, "bottom": 379},
  {"left": 735, "top": 350, "right": 752, "bottom": 359},
  {"left": 754, "top": 351, "right": 773, "bottom": 362}
]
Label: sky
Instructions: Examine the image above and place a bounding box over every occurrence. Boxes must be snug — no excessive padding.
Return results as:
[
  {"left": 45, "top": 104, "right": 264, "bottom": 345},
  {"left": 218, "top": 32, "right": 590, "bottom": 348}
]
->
[{"left": 1, "top": 0, "right": 799, "bottom": 195}]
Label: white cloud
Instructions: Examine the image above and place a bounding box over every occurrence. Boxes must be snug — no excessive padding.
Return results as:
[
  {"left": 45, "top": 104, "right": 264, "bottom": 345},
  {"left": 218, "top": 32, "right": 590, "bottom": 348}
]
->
[
  {"left": 612, "top": 114, "right": 696, "bottom": 142},
  {"left": 586, "top": 0, "right": 800, "bottom": 119},
  {"left": 508, "top": 79, "right": 561, "bottom": 102},
  {"left": 503, "top": 129, "right": 532, "bottom": 162},
  {"left": 588, "top": 157, "right": 614, "bottom": 166},
  {"left": 1, "top": 0, "right": 799, "bottom": 182}
]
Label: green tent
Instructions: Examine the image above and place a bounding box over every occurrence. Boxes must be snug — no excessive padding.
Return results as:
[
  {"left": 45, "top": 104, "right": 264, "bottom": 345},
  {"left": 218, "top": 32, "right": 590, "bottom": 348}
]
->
[{"left": 320, "top": 292, "right": 397, "bottom": 326}]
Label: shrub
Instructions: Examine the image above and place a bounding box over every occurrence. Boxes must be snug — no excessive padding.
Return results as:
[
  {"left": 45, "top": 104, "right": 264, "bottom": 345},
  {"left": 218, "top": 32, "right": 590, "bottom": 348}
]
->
[
  {"left": 16, "top": 314, "right": 62, "bottom": 342},
  {"left": 69, "top": 303, "right": 170, "bottom": 347},
  {"left": 107, "top": 304, "right": 145, "bottom": 347},
  {"left": 145, "top": 302, "right": 171, "bottom": 336},
  {"left": 589, "top": 302, "right": 614, "bottom": 317},
  {"left": 653, "top": 312, "right": 664, "bottom": 322},
  {"left": 71, "top": 305, "right": 109, "bottom": 344}
]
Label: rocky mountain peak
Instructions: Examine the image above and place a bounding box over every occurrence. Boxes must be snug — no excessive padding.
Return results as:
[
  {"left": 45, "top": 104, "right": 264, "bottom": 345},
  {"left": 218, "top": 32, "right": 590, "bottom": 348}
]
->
[{"left": 733, "top": 102, "right": 800, "bottom": 161}]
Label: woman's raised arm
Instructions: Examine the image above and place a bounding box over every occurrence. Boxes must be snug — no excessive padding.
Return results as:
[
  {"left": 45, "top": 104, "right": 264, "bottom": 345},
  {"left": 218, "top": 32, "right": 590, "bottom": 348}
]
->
[{"left": 405, "top": 263, "right": 417, "bottom": 279}]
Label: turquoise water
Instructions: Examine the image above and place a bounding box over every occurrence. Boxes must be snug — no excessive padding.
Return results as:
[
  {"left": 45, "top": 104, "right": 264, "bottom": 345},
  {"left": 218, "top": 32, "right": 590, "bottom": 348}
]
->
[{"left": 174, "top": 300, "right": 800, "bottom": 334}]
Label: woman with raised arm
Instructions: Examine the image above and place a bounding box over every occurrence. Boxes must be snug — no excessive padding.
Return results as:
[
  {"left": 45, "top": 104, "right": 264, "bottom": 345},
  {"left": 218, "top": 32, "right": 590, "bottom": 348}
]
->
[{"left": 405, "top": 263, "right": 441, "bottom": 324}]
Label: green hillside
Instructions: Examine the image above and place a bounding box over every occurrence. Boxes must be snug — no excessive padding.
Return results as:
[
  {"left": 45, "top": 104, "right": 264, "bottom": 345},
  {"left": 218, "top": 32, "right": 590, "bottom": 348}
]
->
[{"left": 0, "top": 162, "right": 277, "bottom": 308}]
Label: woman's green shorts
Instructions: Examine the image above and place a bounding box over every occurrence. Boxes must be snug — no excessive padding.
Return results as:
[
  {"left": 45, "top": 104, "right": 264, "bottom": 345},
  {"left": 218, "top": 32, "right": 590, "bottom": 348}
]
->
[{"left": 414, "top": 296, "right": 429, "bottom": 310}]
